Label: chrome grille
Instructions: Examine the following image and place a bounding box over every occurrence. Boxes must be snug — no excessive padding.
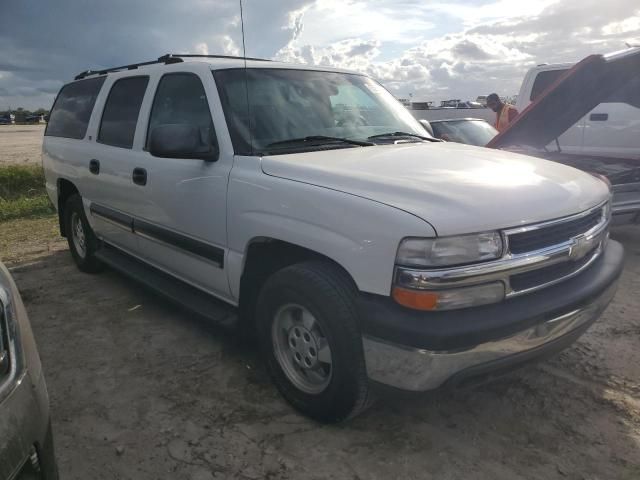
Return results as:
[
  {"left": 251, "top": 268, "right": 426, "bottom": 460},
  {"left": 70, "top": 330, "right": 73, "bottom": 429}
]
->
[
  {"left": 509, "top": 246, "right": 598, "bottom": 293},
  {"left": 391, "top": 201, "right": 611, "bottom": 306},
  {"left": 503, "top": 202, "right": 609, "bottom": 296},
  {"left": 508, "top": 207, "right": 603, "bottom": 254}
]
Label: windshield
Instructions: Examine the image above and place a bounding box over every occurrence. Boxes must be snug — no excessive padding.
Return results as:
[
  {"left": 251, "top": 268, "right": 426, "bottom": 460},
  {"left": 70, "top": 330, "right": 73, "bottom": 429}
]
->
[
  {"left": 431, "top": 119, "right": 498, "bottom": 146},
  {"left": 213, "top": 68, "right": 430, "bottom": 155}
]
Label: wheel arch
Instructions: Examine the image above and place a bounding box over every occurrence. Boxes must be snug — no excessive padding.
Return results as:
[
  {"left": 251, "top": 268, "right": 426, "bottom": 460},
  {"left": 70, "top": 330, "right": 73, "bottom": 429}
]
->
[
  {"left": 236, "top": 237, "right": 358, "bottom": 333},
  {"left": 56, "top": 178, "right": 80, "bottom": 237}
]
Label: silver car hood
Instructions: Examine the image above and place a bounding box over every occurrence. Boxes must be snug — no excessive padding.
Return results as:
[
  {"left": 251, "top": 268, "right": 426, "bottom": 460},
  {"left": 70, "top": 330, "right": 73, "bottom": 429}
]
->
[{"left": 260, "top": 142, "right": 610, "bottom": 236}]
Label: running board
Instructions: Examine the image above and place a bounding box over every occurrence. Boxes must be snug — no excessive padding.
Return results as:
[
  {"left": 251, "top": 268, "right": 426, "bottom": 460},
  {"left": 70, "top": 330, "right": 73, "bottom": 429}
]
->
[{"left": 95, "top": 244, "right": 238, "bottom": 328}]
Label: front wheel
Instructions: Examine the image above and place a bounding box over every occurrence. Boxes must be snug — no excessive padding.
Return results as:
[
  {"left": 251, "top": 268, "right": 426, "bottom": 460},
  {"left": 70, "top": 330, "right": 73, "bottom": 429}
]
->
[{"left": 256, "top": 261, "right": 374, "bottom": 423}]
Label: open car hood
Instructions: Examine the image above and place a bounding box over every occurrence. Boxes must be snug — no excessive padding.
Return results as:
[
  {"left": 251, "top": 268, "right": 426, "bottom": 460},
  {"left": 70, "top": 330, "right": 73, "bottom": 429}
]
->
[{"left": 488, "top": 47, "right": 640, "bottom": 150}]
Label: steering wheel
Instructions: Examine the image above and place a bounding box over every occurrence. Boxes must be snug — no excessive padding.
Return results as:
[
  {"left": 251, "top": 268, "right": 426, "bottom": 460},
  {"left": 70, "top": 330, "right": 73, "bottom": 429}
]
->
[{"left": 337, "top": 114, "right": 367, "bottom": 127}]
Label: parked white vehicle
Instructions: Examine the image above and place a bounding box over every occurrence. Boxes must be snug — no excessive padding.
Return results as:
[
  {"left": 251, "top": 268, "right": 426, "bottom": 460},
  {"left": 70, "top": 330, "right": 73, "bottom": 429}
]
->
[
  {"left": 497, "top": 47, "right": 640, "bottom": 225},
  {"left": 43, "top": 54, "right": 623, "bottom": 422},
  {"left": 516, "top": 48, "right": 640, "bottom": 159}
]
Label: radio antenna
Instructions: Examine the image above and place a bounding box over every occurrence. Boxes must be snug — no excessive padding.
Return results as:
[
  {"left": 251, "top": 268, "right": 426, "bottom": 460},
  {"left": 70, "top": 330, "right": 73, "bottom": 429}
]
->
[
  {"left": 239, "top": 0, "right": 253, "bottom": 154},
  {"left": 239, "top": 0, "right": 247, "bottom": 60}
]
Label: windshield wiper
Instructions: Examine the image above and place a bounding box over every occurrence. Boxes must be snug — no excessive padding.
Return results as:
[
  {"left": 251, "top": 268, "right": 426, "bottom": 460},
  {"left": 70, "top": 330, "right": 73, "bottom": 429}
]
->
[
  {"left": 367, "top": 131, "right": 440, "bottom": 142},
  {"left": 266, "top": 135, "right": 374, "bottom": 148}
]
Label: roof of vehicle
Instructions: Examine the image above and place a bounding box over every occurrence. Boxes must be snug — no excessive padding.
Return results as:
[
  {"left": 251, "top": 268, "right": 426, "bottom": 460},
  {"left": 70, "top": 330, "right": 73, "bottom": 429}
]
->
[
  {"left": 488, "top": 46, "right": 640, "bottom": 150},
  {"left": 73, "top": 54, "right": 360, "bottom": 81}
]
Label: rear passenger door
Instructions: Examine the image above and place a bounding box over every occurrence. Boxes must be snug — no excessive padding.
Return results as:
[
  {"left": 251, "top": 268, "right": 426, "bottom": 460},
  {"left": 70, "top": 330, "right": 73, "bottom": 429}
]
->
[
  {"left": 582, "top": 76, "right": 640, "bottom": 159},
  {"left": 43, "top": 76, "right": 105, "bottom": 218},
  {"left": 85, "top": 76, "right": 149, "bottom": 254},
  {"left": 129, "top": 68, "right": 233, "bottom": 299}
]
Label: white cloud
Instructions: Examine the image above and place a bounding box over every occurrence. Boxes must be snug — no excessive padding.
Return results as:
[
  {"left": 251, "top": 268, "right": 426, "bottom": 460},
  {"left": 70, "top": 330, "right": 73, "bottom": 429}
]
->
[
  {"left": 2, "top": 0, "right": 639, "bottom": 109},
  {"left": 428, "top": 0, "right": 558, "bottom": 27},
  {"left": 194, "top": 35, "right": 242, "bottom": 57},
  {"left": 290, "top": 0, "right": 435, "bottom": 46},
  {"left": 275, "top": 0, "right": 640, "bottom": 102},
  {"left": 194, "top": 42, "right": 209, "bottom": 55},
  {"left": 602, "top": 14, "right": 640, "bottom": 36}
]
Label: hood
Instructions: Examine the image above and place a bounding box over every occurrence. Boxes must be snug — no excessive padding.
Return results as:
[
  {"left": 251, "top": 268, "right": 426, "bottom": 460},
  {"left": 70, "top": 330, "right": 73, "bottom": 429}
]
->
[
  {"left": 261, "top": 142, "right": 610, "bottom": 236},
  {"left": 488, "top": 47, "right": 640, "bottom": 150}
]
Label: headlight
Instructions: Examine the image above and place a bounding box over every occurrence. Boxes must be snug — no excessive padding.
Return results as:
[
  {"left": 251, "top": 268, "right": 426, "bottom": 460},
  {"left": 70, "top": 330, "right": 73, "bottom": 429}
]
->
[
  {"left": 393, "top": 232, "right": 505, "bottom": 311},
  {"left": 396, "top": 232, "right": 503, "bottom": 268},
  {"left": 0, "top": 310, "right": 7, "bottom": 376},
  {"left": 0, "top": 267, "right": 20, "bottom": 396}
]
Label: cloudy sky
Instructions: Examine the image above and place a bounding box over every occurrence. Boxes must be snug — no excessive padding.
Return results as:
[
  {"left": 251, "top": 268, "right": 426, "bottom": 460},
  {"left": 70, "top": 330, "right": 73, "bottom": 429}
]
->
[{"left": 1, "top": 0, "right": 638, "bottom": 110}]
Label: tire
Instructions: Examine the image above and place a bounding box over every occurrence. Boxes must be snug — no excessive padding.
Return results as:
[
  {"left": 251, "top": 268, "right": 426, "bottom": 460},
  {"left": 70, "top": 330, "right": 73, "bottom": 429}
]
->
[
  {"left": 38, "top": 421, "right": 59, "bottom": 480},
  {"left": 256, "top": 261, "right": 374, "bottom": 423},
  {"left": 63, "top": 194, "right": 103, "bottom": 273}
]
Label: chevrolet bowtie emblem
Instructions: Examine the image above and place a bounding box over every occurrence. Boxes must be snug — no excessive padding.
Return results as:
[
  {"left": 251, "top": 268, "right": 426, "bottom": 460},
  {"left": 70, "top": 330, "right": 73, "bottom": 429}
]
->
[{"left": 569, "top": 236, "right": 593, "bottom": 260}]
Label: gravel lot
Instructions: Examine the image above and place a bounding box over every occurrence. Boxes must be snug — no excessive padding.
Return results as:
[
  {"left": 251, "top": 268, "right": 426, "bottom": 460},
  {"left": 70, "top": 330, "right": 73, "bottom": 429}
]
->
[
  {"left": 0, "top": 125, "right": 45, "bottom": 165},
  {"left": 2, "top": 125, "right": 640, "bottom": 479}
]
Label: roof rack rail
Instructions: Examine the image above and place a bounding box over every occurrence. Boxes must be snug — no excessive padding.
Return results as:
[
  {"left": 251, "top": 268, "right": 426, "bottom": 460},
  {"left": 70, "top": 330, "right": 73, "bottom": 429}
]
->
[
  {"left": 161, "top": 53, "right": 271, "bottom": 62},
  {"left": 74, "top": 55, "right": 183, "bottom": 80},
  {"left": 74, "top": 53, "right": 271, "bottom": 80}
]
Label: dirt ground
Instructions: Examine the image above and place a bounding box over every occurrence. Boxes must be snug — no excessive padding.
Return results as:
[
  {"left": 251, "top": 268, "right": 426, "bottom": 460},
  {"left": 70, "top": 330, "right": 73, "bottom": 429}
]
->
[
  {"left": 2, "top": 127, "right": 640, "bottom": 479},
  {"left": 0, "top": 125, "right": 45, "bottom": 165}
]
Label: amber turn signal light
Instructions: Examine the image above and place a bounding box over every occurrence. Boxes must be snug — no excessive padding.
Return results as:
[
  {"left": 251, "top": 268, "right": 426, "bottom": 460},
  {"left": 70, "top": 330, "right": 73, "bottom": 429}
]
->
[{"left": 392, "top": 286, "right": 439, "bottom": 311}]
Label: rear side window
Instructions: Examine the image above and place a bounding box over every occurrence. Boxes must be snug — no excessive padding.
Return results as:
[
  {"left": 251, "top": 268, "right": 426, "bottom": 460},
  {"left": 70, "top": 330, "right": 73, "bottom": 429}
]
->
[
  {"left": 45, "top": 77, "right": 106, "bottom": 139},
  {"left": 530, "top": 69, "right": 567, "bottom": 101},
  {"left": 605, "top": 75, "right": 640, "bottom": 108},
  {"left": 98, "top": 76, "right": 149, "bottom": 149},
  {"left": 146, "top": 73, "right": 215, "bottom": 150}
]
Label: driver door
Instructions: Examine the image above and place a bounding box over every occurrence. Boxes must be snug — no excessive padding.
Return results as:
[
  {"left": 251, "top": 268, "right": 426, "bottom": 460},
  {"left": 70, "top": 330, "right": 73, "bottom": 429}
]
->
[{"left": 126, "top": 68, "right": 233, "bottom": 299}]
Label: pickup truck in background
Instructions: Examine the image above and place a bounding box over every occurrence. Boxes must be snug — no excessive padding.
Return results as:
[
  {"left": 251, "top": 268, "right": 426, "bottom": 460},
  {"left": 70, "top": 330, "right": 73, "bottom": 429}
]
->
[
  {"left": 515, "top": 48, "right": 640, "bottom": 160},
  {"left": 490, "top": 46, "right": 640, "bottom": 225}
]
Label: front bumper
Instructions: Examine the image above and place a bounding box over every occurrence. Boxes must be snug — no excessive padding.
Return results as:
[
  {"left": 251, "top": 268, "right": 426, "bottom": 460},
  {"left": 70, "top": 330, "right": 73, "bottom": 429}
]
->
[
  {"left": 1, "top": 371, "right": 55, "bottom": 480},
  {"left": 0, "top": 262, "right": 57, "bottom": 480},
  {"left": 360, "top": 240, "right": 624, "bottom": 391}
]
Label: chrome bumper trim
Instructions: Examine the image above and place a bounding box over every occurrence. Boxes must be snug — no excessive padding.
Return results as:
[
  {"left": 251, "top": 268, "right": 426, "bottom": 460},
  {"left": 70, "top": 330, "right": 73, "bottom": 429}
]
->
[{"left": 362, "top": 280, "right": 618, "bottom": 392}]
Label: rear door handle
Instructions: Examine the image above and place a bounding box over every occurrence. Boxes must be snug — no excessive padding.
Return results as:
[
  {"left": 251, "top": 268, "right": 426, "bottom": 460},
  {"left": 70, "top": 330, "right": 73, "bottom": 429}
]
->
[
  {"left": 89, "top": 159, "right": 100, "bottom": 175},
  {"left": 589, "top": 113, "right": 608, "bottom": 121},
  {"left": 132, "top": 167, "right": 147, "bottom": 186}
]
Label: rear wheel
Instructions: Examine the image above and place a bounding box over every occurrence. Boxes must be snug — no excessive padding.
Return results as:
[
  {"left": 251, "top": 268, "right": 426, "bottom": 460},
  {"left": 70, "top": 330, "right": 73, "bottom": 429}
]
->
[
  {"left": 256, "top": 261, "right": 373, "bottom": 423},
  {"left": 63, "top": 194, "right": 103, "bottom": 273}
]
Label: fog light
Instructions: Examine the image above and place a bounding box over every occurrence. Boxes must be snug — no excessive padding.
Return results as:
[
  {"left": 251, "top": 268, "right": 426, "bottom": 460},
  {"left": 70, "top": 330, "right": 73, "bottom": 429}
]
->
[{"left": 392, "top": 282, "right": 505, "bottom": 311}]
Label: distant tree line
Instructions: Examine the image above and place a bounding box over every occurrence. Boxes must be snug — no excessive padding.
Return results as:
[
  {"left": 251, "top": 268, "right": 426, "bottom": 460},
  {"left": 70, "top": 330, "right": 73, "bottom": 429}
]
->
[{"left": 1, "top": 107, "right": 50, "bottom": 122}]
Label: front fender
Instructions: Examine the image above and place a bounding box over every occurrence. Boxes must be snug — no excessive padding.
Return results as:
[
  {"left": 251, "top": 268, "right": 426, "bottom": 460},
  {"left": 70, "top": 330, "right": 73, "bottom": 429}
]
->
[{"left": 226, "top": 159, "right": 435, "bottom": 298}]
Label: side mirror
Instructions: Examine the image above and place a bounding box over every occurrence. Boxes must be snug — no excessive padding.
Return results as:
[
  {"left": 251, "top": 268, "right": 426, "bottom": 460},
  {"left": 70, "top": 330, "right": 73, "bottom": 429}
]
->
[
  {"left": 418, "top": 119, "right": 433, "bottom": 136},
  {"left": 148, "top": 124, "right": 218, "bottom": 161}
]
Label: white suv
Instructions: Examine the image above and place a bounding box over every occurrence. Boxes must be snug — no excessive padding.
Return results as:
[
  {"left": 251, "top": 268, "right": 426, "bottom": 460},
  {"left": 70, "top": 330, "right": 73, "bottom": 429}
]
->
[{"left": 43, "top": 54, "right": 623, "bottom": 422}]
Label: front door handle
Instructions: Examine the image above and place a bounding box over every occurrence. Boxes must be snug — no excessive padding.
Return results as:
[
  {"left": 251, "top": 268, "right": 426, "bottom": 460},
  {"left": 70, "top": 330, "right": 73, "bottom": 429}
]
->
[
  {"left": 589, "top": 113, "right": 608, "bottom": 121},
  {"left": 89, "top": 159, "right": 100, "bottom": 175},
  {"left": 132, "top": 167, "right": 147, "bottom": 186}
]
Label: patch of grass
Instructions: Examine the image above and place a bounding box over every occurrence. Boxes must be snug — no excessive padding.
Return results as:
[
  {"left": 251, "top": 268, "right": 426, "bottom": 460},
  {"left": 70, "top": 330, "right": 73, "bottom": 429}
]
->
[
  {"left": 0, "top": 196, "right": 55, "bottom": 222},
  {"left": 0, "top": 164, "right": 46, "bottom": 199},
  {"left": 0, "top": 215, "right": 63, "bottom": 265},
  {"left": 0, "top": 164, "right": 54, "bottom": 221}
]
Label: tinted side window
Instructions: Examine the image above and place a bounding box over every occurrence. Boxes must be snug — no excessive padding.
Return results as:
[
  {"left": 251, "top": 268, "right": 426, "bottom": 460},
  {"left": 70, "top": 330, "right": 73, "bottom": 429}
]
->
[
  {"left": 45, "top": 77, "right": 106, "bottom": 139},
  {"left": 98, "top": 76, "right": 149, "bottom": 149},
  {"left": 530, "top": 69, "right": 567, "bottom": 101},
  {"left": 605, "top": 75, "right": 640, "bottom": 108},
  {"left": 147, "top": 73, "right": 215, "bottom": 150}
]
